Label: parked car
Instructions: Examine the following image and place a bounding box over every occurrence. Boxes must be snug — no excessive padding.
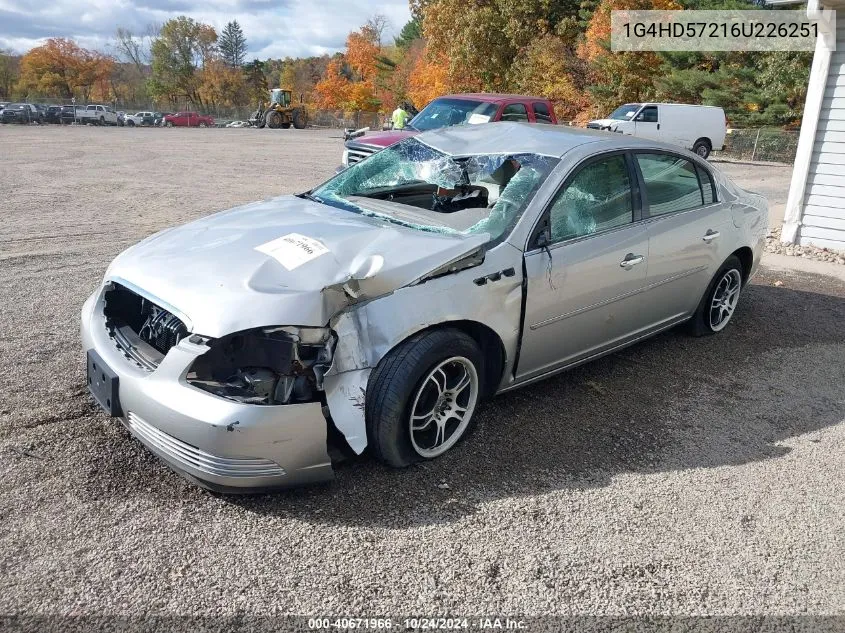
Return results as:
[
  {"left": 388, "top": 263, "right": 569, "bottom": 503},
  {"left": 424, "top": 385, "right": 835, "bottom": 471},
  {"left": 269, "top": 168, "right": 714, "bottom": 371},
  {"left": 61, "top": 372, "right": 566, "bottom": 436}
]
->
[
  {"left": 340, "top": 93, "right": 558, "bottom": 169},
  {"left": 0, "top": 101, "right": 8, "bottom": 113},
  {"left": 587, "top": 103, "right": 726, "bottom": 159},
  {"left": 1, "top": 103, "right": 42, "bottom": 124},
  {"left": 163, "top": 111, "right": 215, "bottom": 127},
  {"left": 73, "top": 104, "right": 119, "bottom": 126},
  {"left": 124, "top": 111, "right": 157, "bottom": 127},
  {"left": 44, "top": 105, "right": 63, "bottom": 124},
  {"left": 81, "top": 122, "right": 768, "bottom": 491},
  {"left": 60, "top": 105, "right": 82, "bottom": 124},
  {"left": 154, "top": 112, "right": 172, "bottom": 126}
]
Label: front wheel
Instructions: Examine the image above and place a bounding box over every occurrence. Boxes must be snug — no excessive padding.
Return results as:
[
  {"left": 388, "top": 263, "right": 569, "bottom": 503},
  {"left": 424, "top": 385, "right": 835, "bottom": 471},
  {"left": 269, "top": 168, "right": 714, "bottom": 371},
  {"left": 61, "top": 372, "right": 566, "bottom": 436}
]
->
[
  {"left": 199, "top": 121, "right": 207, "bottom": 128},
  {"left": 688, "top": 255, "right": 744, "bottom": 336},
  {"left": 166, "top": 121, "right": 173, "bottom": 128},
  {"left": 366, "top": 328, "right": 483, "bottom": 467}
]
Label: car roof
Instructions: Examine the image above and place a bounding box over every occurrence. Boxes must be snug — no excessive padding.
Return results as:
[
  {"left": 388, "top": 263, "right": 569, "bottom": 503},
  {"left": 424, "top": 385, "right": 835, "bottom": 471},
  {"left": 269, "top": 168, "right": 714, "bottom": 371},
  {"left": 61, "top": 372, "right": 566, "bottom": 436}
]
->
[
  {"left": 414, "top": 121, "right": 674, "bottom": 158},
  {"left": 440, "top": 93, "right": 550, "bottom": 104}
]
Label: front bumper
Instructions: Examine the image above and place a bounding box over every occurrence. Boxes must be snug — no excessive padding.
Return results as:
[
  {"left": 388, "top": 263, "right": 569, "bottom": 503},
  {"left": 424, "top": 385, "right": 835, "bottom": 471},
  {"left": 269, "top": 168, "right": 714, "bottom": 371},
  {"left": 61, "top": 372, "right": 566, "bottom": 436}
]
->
[{"left": 80, "top": 286, "right": 334, "bottom": 491}]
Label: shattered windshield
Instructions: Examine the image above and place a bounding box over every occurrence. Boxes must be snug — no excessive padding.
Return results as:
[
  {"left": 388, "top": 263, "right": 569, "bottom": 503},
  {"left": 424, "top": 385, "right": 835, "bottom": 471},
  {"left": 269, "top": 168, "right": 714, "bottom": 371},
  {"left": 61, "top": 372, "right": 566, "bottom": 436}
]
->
[
  {"left": 409, "top": 98, "right": 499, "bottom": 131},
  {"left": 310, "top": 138, "right": 558, "bottom": 243},
  {"left": 608, "top": 104, "right": 641, "bottom": 120}
]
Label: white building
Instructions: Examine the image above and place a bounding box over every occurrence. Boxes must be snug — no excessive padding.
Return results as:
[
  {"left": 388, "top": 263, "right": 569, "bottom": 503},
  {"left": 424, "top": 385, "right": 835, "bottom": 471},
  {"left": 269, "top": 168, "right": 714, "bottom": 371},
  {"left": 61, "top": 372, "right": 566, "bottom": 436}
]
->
[{"left": 782, "top": 0, "right": 844, "bottom": 249}]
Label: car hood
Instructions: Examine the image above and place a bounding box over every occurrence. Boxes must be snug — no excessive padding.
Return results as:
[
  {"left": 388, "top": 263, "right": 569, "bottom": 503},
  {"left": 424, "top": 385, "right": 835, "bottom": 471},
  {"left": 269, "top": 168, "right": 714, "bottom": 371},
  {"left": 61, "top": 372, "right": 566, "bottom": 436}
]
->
[
  {"left": 106, "top": 195, "right": 488, "bottom": 337},
  {"left": 353, "top": 129, "right": 417, "bottom": 148}
]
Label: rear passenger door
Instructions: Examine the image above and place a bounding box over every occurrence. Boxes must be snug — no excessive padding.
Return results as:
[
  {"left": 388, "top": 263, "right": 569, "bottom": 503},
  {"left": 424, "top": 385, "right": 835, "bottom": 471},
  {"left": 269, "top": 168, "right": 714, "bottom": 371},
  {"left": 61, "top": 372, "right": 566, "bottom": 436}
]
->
[{"left": 635, "top": 152, "right": 734, "bottom": 327}]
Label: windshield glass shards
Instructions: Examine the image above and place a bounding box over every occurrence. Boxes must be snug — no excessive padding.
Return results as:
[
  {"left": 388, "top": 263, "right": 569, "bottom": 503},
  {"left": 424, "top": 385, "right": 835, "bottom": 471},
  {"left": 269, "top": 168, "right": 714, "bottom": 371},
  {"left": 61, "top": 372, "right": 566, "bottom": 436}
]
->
[{"left": 310, "top": 138, "right": 559, "bottom": 243}]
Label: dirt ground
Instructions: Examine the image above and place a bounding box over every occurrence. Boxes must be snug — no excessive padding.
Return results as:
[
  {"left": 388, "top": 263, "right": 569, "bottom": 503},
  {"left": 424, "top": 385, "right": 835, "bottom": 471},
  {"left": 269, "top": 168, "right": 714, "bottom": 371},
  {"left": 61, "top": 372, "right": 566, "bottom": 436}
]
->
[{"left": 0, "top": 126, "right": 842, "bottom": 629}]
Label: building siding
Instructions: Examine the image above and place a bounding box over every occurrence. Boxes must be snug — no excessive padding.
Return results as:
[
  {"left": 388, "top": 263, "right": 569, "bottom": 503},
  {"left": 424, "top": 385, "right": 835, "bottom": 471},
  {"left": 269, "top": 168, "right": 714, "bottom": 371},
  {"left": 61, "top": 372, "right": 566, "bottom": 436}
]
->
[{"left": 800, "top": 24, "right": 845, "bottom": 248}]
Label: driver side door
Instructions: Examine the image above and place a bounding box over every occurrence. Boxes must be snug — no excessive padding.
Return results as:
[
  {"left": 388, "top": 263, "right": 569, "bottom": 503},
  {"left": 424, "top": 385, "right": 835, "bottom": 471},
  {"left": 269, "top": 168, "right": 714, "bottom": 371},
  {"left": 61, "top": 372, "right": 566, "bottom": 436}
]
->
[
  {"left": 633, "top": 105, "right": 661, "bottom": 142},
  {"left": 517, "top": 151, "right": 651, "bottom": 381}
]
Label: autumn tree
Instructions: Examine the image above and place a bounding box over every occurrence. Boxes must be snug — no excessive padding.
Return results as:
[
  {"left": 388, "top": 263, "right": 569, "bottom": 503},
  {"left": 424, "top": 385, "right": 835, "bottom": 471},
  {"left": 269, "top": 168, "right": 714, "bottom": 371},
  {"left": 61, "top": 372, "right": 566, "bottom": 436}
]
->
[
  {"left": 0, "top": 50, "right": 19, "bottom": 100},
  {"left": 219, "top": 21, "right": 247, "bottom": 67},
  {"left": 314, "top": 58, "right": 351, "bottom": 109},
  {"left": 16, "top": 38, "right": 113, "bottom": 101},
  {"left": 148, "top": 16, "right": 217, "bottom": 106}
]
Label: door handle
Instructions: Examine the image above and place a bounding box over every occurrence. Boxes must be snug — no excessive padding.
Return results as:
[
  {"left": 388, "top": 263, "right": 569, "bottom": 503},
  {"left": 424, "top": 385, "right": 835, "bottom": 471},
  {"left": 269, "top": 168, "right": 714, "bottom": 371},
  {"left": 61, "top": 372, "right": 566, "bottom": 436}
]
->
[
  {"left": 702, "top": 230, "right": 720, "bottom": 243},
  {"left": 620, "top": 254, "right": 645, "bottom": 269}
]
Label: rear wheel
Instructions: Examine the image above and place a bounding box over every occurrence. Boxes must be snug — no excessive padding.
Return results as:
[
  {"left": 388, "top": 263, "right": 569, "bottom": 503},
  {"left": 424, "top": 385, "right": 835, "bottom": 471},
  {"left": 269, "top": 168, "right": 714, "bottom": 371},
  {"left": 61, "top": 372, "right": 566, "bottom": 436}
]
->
[
  {"left": 688, "top": 255, "right": 744, "bottom": 336},
  {"left": 199, "top": 121, "right": 207, "bottom": 128},
  {"left": 366, "top": 328, "right": 483, "bottom": 467},
  {"left": 292, "top": 108, "right": 307, "bottom": 129},
  {"left": 127, "top": 120, "right": 135, "bottom": 127},
  {"left": 693, "top": 138, "right": 711, "bottom": 159}
]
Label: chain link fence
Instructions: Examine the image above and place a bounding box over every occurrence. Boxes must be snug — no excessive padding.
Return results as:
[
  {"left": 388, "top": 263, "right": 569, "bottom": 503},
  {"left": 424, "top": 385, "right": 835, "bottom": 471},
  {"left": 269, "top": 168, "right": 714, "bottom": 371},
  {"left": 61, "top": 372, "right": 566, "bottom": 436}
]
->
[{"left": 715, "top": 128, "right": 799, "bottom": 164}]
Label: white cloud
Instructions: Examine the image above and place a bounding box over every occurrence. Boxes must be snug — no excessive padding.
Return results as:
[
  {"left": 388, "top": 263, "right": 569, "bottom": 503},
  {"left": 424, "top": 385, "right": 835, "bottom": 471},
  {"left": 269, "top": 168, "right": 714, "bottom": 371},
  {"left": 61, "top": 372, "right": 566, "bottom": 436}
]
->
[{"left": 0, "top": 0, "right": 412, "bottom": 58}]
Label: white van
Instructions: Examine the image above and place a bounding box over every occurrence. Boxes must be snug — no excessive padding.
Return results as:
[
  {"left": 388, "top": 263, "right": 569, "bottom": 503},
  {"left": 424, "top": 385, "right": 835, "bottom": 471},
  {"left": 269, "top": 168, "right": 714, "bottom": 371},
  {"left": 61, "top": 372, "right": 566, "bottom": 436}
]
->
[{"left": 587, "top": 103, "right": 726, "bottom": 159}]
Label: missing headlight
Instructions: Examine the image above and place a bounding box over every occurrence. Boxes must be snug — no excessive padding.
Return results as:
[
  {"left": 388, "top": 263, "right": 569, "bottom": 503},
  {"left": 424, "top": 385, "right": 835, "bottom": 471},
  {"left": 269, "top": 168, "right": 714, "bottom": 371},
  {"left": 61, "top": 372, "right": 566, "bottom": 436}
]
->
[{"left": 186, "top": 326, "right": 335, "bottom": 405}]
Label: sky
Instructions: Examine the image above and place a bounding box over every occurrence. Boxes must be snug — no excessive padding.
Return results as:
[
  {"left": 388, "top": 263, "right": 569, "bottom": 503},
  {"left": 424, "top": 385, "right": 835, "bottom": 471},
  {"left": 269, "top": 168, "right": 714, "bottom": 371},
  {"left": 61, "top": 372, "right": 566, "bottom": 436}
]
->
[{"left": 0, "top": 0, "right": 413, "bottom": 58}]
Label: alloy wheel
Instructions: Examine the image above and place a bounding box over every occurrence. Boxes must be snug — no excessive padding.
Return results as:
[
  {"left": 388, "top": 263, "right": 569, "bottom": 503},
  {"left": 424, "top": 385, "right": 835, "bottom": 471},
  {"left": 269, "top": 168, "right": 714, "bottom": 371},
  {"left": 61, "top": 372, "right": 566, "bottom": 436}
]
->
[
  {"left": 709, "top": 269, "right": 741, "bottom": 331},
  {"left": 409, "top": 356, "right": 479, "bottom": 458}
]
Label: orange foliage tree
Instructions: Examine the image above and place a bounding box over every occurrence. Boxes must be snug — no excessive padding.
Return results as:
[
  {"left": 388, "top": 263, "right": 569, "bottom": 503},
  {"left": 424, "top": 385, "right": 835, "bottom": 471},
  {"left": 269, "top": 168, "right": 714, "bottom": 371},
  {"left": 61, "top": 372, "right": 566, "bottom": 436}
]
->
[
  {"left": 580, "top": 0, "right": 681, "bottom": 117},
  {"left": 17, "top": 38, "right": 114, "bottom": 101},
  {"left": 314, "top": 59, "right": 351, "bottom": 109},
  {"left": 407, "top": 47, "right": 450, "bottom": 108}
]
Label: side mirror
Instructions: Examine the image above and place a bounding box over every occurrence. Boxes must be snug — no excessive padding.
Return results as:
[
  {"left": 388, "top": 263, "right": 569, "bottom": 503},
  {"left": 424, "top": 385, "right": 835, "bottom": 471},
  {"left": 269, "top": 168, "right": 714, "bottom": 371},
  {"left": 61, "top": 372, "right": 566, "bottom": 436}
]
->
[{"left": 534, "top": 225, "right": 551, "bottom": 249}]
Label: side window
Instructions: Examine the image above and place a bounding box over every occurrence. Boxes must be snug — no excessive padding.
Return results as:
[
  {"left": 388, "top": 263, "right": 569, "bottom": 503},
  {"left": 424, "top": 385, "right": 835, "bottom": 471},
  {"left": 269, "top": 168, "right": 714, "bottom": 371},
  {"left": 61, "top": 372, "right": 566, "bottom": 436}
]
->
[
  {"left": 548, "top": 154, "right": 634, "bottom": 242},
  {"left": 636, "top": 153, "right": 704, "bottom": 216},
  {"left": 636, "top": 106, "right": 658, "bottom": 123},
  {"left": 696, "top": 164, "right": 716, "bottom": 204},
  {"left": 501, "top": 103, "right": 529, "bottom": 122},
  {"left": 533, "top": 102, "right": 552, "bottom": 123}
]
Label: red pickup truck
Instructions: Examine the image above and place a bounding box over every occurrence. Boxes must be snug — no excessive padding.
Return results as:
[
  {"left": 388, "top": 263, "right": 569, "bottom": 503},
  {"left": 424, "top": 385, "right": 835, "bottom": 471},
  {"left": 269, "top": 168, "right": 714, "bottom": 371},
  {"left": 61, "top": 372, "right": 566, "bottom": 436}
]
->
[
  {"left": 341, "top": 93, "right": 557, "bottom": 168},
  {"left": 163, "top": 111, "right": 215, "bottom": 128}
]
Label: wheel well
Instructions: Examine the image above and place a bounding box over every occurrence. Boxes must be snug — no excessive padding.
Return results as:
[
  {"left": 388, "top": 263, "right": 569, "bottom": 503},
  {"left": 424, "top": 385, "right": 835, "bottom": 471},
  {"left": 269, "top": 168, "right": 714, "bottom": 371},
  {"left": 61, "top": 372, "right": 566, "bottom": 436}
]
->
[
  {"left": 732, "top": 246, "right": 753, "bottom": 284},
  {"left": 694, "top": 137, "right": 712, "bottom": 149},
  {"left": 408, "top": 321, "right": 506, "bottom": 399}
]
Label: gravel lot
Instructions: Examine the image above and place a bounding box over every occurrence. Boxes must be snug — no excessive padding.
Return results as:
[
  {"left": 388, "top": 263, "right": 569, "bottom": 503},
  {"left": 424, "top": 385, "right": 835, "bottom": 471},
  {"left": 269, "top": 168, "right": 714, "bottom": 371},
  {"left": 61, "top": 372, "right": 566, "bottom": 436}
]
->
[{"left": 1, "top": 126, "right": 843, "bottom": 629}]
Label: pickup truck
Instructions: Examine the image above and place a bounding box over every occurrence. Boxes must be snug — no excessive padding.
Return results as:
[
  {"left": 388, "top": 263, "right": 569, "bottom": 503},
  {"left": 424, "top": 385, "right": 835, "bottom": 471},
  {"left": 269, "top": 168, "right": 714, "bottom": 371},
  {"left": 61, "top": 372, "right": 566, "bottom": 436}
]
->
[
  {"left": 340, "top": 93, "right": 558, "bottom": 169},
  {"left": 75, "top": 104, "right": 119, "bottom": 126},
  {"left": 163, "top": 111, "right": 215, "bottom": 127}
]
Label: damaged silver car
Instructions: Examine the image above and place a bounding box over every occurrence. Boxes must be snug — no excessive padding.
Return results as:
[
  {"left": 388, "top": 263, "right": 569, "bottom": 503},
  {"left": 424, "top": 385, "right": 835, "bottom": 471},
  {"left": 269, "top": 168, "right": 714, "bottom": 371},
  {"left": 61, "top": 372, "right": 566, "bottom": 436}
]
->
[{"left": 81, "top": 122, "right": 768, "bottom": 491}]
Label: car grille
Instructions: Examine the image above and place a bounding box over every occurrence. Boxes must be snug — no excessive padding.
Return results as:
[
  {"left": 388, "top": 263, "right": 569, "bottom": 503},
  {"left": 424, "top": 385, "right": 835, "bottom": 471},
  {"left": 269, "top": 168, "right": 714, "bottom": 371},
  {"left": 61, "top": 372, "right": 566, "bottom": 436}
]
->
[
  {"left": 126, "top": 413, "right": 287, "bottom": 478},
  {"left": 586, "top": 122, "right": 602, "bottom": 129},
  {"left": 345, "top": 143, "right": 379, "bottom": 165}
]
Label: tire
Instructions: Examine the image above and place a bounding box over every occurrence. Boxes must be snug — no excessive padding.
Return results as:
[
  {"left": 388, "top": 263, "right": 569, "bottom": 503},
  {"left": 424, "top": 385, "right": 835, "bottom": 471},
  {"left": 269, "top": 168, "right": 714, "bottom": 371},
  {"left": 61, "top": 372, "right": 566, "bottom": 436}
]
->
[
  {"left": 166, "top": 121, "right": 173, "bottom": 128},
  {"left": 199, "top": 121, "right": 207, "bottom": 128},
  {"left": 266, "top": 110, "right": 282, "bottom": 129},
  {"left": 366, "top": 328, "right": 484, "bottom": 468},
  {"left": 292, "top": 108, "right": 306, "bottom": 129},
  {"left": 687, "top": 255, "right": 744, "bottom": 337},
  {"left": 692, "top": 138, "right": 711, "bottom": 159},
  {"left": 99, "top": 116, "right": 105, "bottom": 126},
  {"left": 127, "top": 120, "right": 135, "bottom": 127}
]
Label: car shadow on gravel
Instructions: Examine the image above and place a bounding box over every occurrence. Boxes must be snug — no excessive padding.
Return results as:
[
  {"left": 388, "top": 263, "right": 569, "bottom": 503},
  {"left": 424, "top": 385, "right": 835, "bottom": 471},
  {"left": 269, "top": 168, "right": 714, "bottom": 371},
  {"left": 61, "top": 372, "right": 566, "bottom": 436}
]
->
[{"left": 77, "top": 271, "right": 845, "bottom": 526}]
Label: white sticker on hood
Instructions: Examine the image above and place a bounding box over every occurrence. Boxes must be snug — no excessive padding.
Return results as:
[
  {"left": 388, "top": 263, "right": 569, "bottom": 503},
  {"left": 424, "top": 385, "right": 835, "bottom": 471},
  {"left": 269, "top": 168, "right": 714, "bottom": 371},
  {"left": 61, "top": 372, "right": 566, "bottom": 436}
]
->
[{"left": 255, "top": 233, "right": 330, "bottom": 270}]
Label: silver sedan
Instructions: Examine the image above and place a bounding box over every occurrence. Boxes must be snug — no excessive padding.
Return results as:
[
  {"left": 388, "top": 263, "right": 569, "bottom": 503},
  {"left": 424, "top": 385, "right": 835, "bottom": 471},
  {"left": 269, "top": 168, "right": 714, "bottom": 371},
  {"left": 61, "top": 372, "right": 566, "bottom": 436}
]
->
[{"left": 80, "top": 122, "right": 768, "bottom": 491}]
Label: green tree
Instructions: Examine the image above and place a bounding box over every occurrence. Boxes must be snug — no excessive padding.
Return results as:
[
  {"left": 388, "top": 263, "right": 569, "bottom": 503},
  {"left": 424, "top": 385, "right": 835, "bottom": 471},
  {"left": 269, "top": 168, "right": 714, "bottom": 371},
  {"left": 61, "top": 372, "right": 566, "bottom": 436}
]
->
[
  {"left": 243, "top": 58, "right": 268, "bottom": 105},
  {"left": 148, "top": 16, "right": 217, "bottom": 106},
  {"left": 0, "top": 49, "right": 19, "bottom": 100},
  {"left": 219, "top": 20, "right": 247, "bottom": 67},
  {"left": 395, "top": 18, "right": 422, "bottom": 49}
]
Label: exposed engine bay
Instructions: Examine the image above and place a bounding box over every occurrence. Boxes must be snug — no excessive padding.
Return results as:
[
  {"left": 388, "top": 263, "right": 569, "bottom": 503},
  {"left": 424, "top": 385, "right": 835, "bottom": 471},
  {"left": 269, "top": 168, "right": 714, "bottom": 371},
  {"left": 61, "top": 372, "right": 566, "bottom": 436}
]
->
[
  {"left": 186, "top": 326, "right": 335, "bottom": 405},
  {"left": 104, "top": 282, "right": 189, "bottom": 369}
]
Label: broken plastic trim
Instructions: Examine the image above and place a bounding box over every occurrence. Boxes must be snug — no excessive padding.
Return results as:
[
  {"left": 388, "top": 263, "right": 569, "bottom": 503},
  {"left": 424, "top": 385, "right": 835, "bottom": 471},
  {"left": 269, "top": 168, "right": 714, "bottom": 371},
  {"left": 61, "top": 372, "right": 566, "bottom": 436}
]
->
[{"left": 186, "top": 326, "right": 336, "bottom": 406}]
